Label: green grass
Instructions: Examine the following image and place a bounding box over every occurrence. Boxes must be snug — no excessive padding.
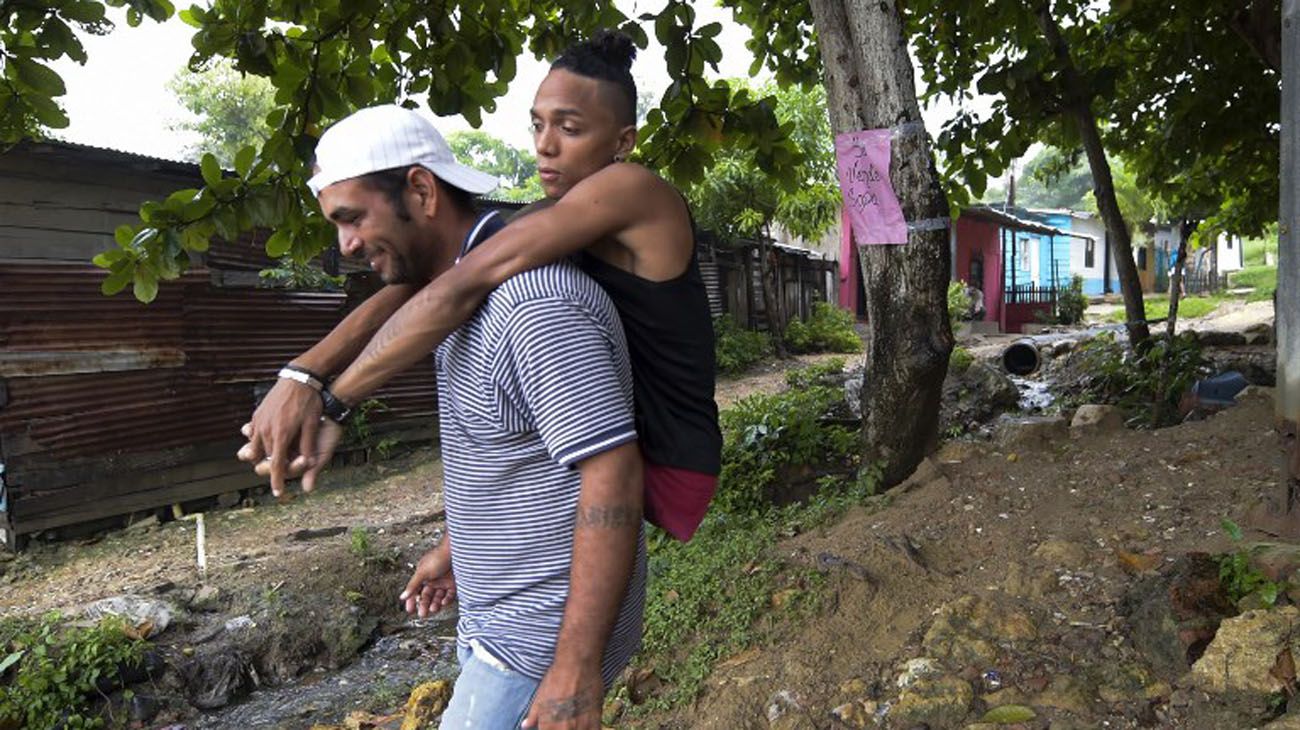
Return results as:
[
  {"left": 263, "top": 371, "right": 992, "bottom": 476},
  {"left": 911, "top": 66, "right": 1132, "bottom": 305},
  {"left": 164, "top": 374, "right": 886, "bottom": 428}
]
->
[
  {"left": 1230, "top": 265, "right": 1277, "bottom": 303},
  {"left": 1105, "top": 293, "right": 1225, "bottom": 324},
  {"left": 1243, "top": 236, "right": 1278, "bottom": 268}
]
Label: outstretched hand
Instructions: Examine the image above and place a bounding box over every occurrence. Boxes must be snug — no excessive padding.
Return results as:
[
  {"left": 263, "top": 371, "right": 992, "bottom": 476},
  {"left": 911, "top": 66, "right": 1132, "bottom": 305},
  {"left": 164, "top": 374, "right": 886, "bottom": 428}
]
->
[
  {"left": 401, "top": 544, "right": 457, "bottom": 618},
  {"left": 236, "top": 379, "right": 335, "bottom": 496}
]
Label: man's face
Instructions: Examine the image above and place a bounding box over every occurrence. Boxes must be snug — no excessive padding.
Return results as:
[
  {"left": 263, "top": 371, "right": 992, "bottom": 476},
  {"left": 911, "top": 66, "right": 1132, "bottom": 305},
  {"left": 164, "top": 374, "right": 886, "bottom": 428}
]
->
[
  {"left": 317, "top": 176, "right": 427, "bottom": 285},
  {"left": 530, "top": 69, "right": 631, "bottom": 200}
]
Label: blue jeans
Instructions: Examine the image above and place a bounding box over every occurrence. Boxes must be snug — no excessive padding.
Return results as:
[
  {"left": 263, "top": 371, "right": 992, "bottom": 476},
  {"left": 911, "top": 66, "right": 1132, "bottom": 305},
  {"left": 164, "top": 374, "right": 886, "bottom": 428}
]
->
[{"left": 439, "top": 641, "right": 540, "bottom": 729}]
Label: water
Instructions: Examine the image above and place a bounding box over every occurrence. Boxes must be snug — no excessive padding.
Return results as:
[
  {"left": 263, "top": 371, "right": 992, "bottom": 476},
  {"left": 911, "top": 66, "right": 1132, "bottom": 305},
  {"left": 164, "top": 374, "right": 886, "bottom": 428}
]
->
[
  {"left": 193, "top": 617, "right": 459, "bottom": 729},
  {"left": 1010, "top": 376, "right": 1055, "bottom": 412}
]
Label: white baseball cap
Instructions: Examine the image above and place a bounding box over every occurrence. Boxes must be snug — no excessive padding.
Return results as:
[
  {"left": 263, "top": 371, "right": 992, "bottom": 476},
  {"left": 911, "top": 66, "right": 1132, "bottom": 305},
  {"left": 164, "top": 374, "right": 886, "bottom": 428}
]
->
[{"left": 307, "top": 104, "right": 500, "bottom": 197}]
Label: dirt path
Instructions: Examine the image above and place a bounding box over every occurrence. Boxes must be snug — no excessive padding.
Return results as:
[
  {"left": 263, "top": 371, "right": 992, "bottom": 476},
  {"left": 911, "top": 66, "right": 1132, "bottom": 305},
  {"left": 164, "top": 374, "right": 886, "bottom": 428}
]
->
[{"left": 639, "top": 390, "right": 1288, "bottom": 729}]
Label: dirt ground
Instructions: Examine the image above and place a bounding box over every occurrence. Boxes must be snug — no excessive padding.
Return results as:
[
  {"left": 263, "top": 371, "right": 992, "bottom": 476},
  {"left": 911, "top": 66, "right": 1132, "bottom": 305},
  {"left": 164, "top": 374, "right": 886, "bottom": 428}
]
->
[{"left": 1, "top": 343, "right": 1292, "bottom": 729}]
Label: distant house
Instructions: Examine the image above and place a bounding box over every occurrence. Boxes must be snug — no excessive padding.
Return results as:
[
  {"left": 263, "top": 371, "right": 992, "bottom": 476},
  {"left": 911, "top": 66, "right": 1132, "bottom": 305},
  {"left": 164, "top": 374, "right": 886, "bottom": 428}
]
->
[
  {"left": 949, "top": 206, "right": 1088, "bottom": 333},
  {"left": 0, "top": 140, "right": 438, "bottom": 550}
]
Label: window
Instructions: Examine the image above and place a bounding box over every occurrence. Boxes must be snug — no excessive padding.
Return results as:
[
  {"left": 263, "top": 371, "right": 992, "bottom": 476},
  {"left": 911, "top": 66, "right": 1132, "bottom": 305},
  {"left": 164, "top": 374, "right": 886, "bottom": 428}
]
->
[
  {"left": 1227, "top": 237, "right": 1234, "bottom": 249},
  {"left": 1138, "top": 247, "right": 1148, "bottom": 271},
  {"left": 1084, "top": 240, "right": 1095, "bottom": 268}
]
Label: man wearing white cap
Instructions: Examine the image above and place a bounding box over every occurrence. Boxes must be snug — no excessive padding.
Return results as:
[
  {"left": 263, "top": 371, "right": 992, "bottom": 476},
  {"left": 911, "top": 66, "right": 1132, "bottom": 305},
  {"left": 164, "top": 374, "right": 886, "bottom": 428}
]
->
[{"left": 301, "top": 105, "right": 646, "bottom": 729}]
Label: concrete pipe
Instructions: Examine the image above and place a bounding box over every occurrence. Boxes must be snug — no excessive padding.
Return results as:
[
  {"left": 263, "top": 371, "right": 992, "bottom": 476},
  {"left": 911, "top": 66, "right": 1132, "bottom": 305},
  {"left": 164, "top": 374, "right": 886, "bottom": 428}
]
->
[{"left": 1002, "top": 339, "right": 1041, "bottom": 376}]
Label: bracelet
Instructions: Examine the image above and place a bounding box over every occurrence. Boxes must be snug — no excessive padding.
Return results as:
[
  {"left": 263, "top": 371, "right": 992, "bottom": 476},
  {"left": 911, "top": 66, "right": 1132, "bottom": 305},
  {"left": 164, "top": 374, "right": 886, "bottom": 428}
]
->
[
  {"left": 319, "top": 386, "right": 353, "bottom": 425},
  {"left": 278, "top": 366, "right": 324, "bottom": 392}
]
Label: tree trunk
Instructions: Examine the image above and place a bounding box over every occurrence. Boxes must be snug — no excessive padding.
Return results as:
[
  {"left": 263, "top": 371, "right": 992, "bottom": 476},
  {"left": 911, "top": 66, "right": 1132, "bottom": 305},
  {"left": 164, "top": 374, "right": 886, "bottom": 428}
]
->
[
  {"left": 809, "top": 0, "right": 953, "bottom": 487},
  {"left": 756, "top": 235, "right": 789, "bottom": 357},
  {"left": 1165, "top": 220, "right": 1194, "bottom": 339},
  {"left": 1035, "top": 3, "right": 1150, "bottom": 348},
  {"left": 1152, "top": 220, "right": 1193, "bottom": 426}
]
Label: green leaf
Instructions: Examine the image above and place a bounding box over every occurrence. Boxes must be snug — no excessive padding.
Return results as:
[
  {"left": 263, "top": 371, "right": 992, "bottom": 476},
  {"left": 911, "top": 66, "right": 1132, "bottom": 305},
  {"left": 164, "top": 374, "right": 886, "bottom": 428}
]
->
[
  {"left": 113, "top": 225, "right": 136, "bottom": 247},
  {"left": 133, "top": 268, "right": 159, "bottom": 303},
  {"left": 234, "top": 145, "right": 256, "bottom": 177},
  {"left": 265, "top": 229, "right": 291, "bottom": 257},
  {"left": 101, "top": 266, "right": 133, "bottom": 296},
  {"left": 200, "top": 153, "right": 222, "bottom": 188},
  {"left": 1222, "top": 518, "right": 1243, "bottom": 542},
  {"left": 11, "top": 58, "right": 66, "bottom": 96},
  {"left": 0, "top": 650, "right": 25, "bottom": 674}
]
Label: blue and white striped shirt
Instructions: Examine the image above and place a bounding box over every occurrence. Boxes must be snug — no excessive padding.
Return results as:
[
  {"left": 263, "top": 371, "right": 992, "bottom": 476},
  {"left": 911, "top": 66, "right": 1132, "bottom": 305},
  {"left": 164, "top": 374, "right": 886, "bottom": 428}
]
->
[{"left": 437, "top": 212, "right": 646, "bottom": 684}]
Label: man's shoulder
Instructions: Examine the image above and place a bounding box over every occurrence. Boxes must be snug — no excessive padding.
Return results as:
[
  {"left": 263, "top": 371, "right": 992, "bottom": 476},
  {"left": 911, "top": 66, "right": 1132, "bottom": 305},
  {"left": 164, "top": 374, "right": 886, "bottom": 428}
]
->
[{"left": 486, "top": 259, "right": 610, "bottom": 314}]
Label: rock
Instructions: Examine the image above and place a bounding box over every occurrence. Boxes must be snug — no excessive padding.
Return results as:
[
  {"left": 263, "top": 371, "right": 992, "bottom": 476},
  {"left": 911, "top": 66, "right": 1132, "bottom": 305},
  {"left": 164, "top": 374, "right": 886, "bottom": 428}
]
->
[
  {"left": 766, "top": 689, "right": 803, "bottom": 724},
  {"left": 1070, "top": 404, "right": 1125, "bottom": 433},
  {"left": 923, "top": 595, "right": 1038, "bottom": 666},
  {"left": 129, "top": 693, "right": 161, "bottom": 724},
  {"left": 400, "top": 680, "right": 452, "bottom": 730},
  {"left": 216, "top": 491, "right": 242, "bottom": 509},
  {"left": 897, "top": 657, "right": 942, "bottom": 689},
  {"left": 1119, "top": 552, "right": 1236, "bottom": 681},
  {"left": 1191, "top": 606, "right": 1300, "bottom": 696},
  {"left": 1032, "top": 675, "right": 1097, "bottom": 714},
  {"left": 994, "top": 415, "right": 1068, "bottom": 450},
  {"left": 830, "top": 700, "right": 875, "bottom": 728},
  {"left": 190, "top": 584, "right": 223, "bottom": 611},
  {"left": 839, "top": 677, "right": 870, "bottom": 696},
  {"left": 1237, "top": 385, "right": 1275, "bottom": 403},
  {"left": 1032, "top": 539, "right": 1089, "bottom": 569},
  {"left": 1266, "top": 713, "right": 1300, "bottom": 729},
  {"left": 1244, "top": 322, "right": 1274, "bottom": 345},
  {"left": 180, "top": 649, "right": 255, "bottom": 710},
  {"left": 224, "top": 615, "right": 256, "bottom": 634},
  {"left": 890, "top": 675, "right": 974, "bottom": 728},
  {"left": 83, "top": 595, "right": 174, "bottom": 638},
  {"left": 940, "top": 362, "right": 1021, "bottom": 435},
  {"left": 898, "top": 457, "right": 943, "bottom": 492},
  {"left": 1195, "top": 330, "right": 1248, "bottom": 347},
  {"left": 126, "top": 514, "right": 160, "bottom": 531},
  {"left": 1250, "top": 543, "right": 1300, "bottom": 583},
  {"left": 980, "top": 704, "right": 1036, "bottom": 723},
  {"left": 1097, "top": 662, "right": 1160, "bottom": 704}
]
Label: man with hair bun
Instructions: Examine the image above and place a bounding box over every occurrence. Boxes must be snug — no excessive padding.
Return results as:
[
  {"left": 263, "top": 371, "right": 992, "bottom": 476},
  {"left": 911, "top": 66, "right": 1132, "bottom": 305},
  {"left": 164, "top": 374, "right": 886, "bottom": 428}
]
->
[{"left": 240, "top": 30, "right": 721, "bottom": 728}]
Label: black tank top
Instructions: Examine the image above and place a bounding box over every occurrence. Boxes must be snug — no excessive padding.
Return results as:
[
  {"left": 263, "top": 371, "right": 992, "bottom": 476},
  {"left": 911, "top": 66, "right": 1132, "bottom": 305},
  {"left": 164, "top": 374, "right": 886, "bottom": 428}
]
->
[{"left": 575, "top": 244, "right": 722, "bottom": 475}]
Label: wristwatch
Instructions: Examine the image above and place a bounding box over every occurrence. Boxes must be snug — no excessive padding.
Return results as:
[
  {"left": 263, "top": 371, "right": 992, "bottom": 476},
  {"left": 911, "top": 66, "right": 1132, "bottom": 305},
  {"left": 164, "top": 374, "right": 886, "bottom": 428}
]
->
[{"left": 319, "top": 387, "right": 353, "bottom": 424}]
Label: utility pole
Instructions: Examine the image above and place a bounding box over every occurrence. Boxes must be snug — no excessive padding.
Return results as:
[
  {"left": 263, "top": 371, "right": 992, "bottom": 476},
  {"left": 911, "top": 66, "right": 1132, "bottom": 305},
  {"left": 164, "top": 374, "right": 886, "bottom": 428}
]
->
[
  {"left": 1281, "top": 0, "right": 1300, "bottom": 512},
  {"left": 1254, "top": 0, "right": 1300, "bottom": 535}
]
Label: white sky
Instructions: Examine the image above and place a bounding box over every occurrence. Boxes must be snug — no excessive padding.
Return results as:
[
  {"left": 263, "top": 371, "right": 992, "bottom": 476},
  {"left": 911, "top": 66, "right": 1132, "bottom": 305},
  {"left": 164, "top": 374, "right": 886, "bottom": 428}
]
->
[{"left": 50, "top": 3, "right": 967, "bottom": 167}]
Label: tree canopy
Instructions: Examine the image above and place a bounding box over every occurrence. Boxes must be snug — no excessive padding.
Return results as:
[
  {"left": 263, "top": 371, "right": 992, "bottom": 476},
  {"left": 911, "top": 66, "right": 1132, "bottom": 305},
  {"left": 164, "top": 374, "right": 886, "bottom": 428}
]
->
[
  {"left": 445, "top": 130, "right": 542, "bottom": 203},
  {"left": 168, "top": 57, "right": 275, "bottom": 167}
]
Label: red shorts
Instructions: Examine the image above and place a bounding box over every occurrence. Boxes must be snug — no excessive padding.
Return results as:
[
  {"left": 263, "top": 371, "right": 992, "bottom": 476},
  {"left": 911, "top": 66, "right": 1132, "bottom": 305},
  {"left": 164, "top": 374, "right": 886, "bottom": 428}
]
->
[{"left": 644, "top": 462, "right": 718, "bottom": 542}]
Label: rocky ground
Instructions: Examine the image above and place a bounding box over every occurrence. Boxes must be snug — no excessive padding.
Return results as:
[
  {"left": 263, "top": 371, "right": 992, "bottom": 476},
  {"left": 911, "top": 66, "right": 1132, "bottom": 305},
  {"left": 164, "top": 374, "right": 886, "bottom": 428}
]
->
[{"left": 1, "top": 302, "right": 1294, "bottom": 729}]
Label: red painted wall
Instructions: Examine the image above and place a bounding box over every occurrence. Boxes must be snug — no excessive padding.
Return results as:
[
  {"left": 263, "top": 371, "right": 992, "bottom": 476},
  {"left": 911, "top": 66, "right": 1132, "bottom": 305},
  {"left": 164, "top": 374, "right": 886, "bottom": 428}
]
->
[{"left": 954, "top": 216, "right": 1002, "bottom": 324}]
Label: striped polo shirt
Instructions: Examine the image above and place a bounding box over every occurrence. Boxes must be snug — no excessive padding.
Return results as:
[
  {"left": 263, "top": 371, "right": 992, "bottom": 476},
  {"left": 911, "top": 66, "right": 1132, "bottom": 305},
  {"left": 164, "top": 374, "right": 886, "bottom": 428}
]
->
[{"left": 437, "top": 211, "right": 647, "bottom": 685}]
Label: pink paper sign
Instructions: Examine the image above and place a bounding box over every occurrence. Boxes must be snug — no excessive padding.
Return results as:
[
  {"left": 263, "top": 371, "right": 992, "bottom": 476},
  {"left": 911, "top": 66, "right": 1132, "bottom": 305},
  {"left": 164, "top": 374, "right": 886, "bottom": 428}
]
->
[{"left": 835, "top": 129, "right": 907, "bottom": 245}]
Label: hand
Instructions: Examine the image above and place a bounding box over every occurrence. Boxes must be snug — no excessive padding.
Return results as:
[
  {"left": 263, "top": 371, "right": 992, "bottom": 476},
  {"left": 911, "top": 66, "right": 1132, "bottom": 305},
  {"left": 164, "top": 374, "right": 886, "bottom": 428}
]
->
[
  {"left": 237, "top": 378, "right": 323, "bottom": 496},
  {"left": 521, "top": 662, "right": 604, "bottom": 729},
  {"left": 400, "top": 544, "right": 456, "bottom": 618},
  {"left": 249, "top": 418, "right": 343, "bottom": 494}
]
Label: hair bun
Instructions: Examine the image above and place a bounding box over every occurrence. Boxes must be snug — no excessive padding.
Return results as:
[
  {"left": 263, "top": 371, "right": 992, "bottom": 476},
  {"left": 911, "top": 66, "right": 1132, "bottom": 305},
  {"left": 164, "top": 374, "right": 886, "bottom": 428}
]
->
[{"left": 591, "top": 29, "right": 636, "bottom": 71}]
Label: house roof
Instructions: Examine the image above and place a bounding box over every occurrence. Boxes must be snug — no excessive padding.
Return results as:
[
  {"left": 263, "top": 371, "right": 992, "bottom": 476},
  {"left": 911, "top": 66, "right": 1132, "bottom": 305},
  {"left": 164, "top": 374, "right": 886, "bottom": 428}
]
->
[
  {"left": 11, "top": 138, "right": 203, "bottom": 178},
  {"left": 963, "top": 205, "right": 1096, "bottom": 242}
]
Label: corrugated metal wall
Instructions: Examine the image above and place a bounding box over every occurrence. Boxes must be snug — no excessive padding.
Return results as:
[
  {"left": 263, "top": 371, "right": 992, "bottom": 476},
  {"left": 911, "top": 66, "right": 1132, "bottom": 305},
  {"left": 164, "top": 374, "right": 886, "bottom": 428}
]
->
[{"left": 0, "top": 258, "right": 438, "bottom": 544}]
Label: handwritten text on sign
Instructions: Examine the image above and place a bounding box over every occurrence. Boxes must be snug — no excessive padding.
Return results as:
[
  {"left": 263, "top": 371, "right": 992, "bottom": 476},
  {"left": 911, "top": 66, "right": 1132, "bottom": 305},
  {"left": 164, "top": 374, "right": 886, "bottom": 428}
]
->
[{"left": 835, "top": 129, "right": 907, "bottom": 245}]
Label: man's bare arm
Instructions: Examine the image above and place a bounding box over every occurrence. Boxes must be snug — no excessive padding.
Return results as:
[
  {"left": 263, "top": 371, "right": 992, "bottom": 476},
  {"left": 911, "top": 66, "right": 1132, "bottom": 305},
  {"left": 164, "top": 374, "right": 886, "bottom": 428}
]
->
[
  {"left": 329, "top": 164, "right": 677, "bottom": 405},
  {"left": 239, "top": 283, "right": 415, "bottom": 494},
  {"left": 524, "top": 441, "right": 643, "bottom": 728}
]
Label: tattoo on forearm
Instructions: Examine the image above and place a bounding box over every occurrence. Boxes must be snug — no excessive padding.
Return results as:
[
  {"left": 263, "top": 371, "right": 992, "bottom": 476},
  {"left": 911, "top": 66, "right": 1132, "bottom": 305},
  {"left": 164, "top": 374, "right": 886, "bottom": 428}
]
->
[
  {"left": 576, "top": 504, "right": 642, "bottom": 529},
  {"left": 540, "top": 690, "right": 598, "bottom": 721}
]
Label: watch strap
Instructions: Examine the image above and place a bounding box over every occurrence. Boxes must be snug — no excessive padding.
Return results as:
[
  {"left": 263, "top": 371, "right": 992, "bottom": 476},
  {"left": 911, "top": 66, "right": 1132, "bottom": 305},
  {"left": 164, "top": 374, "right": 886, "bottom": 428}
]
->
[{"left": 319, "top": 387, "right": 353, "bottom": 424}]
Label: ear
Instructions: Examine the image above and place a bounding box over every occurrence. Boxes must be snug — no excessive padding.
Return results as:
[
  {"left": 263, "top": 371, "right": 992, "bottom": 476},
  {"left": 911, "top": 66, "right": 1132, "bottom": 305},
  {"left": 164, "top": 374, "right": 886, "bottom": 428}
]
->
[
  {"left": 614, "top": 123, "right": 637, "bottom": 162},
  {"left": 406, "top": 166, "right": 440, "bottom": 218}
]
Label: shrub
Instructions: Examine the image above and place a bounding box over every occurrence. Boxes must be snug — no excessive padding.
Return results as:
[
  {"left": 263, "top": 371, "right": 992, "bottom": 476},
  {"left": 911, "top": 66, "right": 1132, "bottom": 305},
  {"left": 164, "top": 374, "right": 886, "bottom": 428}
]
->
[
  {"left": 784, "top": 302, "right": 861, "bottom": 354},
  {"left": 0, "top": 613, "right": 147, "bottom": 730},
  {"left": 947, "top": 281, "right": 973, "bottom": 330},
  {"left": 949, "top": 345, "right": 974, "bottom": 375},
  {"left": 1069, "top": 332, "right": 1209, "bottom": 428},
  {"left": 1056, "top": 274, "right": 1087, "bottom": 325},
  {"left": 714, "top": 386, "right": 858, "bottom": 516},
  {"left": 785, "top": 357, "right": 847, "bottom": 389},
  {"left": 714, "top": 316, "right": 771, "bottom": 375}
]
